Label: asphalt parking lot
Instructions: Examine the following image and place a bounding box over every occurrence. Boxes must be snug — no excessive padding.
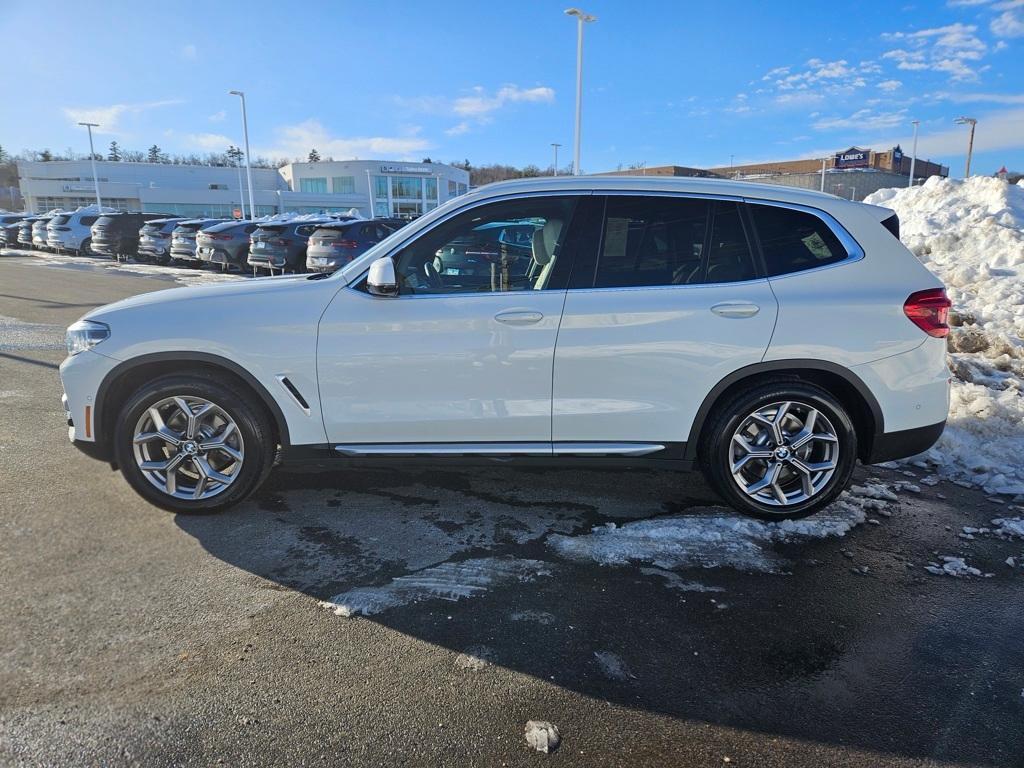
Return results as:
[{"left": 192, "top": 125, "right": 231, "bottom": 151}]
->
[{"left": 1, "top": 250, "right": 1023, "bottom": 767}]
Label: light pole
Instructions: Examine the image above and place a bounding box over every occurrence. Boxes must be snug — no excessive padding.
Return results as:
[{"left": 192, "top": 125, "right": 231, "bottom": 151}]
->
[
  {"left": 954, "top": 116, "right": 977, "bottom": 178},
  {"left": 908, "top": 120, "right": 920, "bottom": 188},
  {"left": 565, "top": 8, "right": 596, "bottom": 176},
  {"left": 551, "top": 143, "right": 562, "bottom": 176},
  {"left": 229, "top": 91, "right": 257, "bottom": 219},
  {"left": 77, "top": 122, "right": 102, "bottom": 209},
  {"left": 232, "top": 149, "right": 246, "bottom": 219}
]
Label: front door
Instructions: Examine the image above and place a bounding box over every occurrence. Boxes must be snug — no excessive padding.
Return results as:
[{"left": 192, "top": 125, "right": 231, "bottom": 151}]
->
[
  {"left": 317, "top": 195, "right": 584, "bottom": 446},
  {"left": 552, "top": 195, "right": 779, "bottom": 445}
]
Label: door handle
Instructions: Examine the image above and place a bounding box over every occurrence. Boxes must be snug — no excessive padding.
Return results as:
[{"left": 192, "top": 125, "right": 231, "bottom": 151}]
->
[
  {"left": 494, "top": 310, "right": 544, "bottom": 326},
  {"left": 710, "top": 302, "right": 760, "bottom": 318}
]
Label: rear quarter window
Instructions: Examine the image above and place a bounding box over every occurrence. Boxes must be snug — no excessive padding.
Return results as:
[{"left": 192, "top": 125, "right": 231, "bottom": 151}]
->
[{"left": 748, "top": 203, "right": 849, "bottom": 277}]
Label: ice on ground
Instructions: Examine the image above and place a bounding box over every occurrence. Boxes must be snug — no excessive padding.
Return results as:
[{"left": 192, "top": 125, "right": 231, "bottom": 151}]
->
[
  {"left": 547, "top": 487, "right": 881, "bottom": 573},
  {"left": 0, "top": 315, "right": 64, "bottom": 350},
  {"left": 524, "top": 721, "right": 561, "bottom": 754},
  {"left": 639, "top": 566, "right": 725, "bottom": 592},
  {"left": 454, "top": 645, "right": 495, "bottom": 672},
  {"left": 924, "top": 555, "right": 994, "bottom": 578},
  {"left": 23, "top": 250, "right": 242, "bottom": 287},
  {"left": 594, "top": 650, "right": 632, "bottom": 681},
  {"left": 991, "top": 517, "right": 1024, "bottom": 539},
  {"left": 865, "top": 177, "right": 1024, "bottom": 496},
  {"left": 321, "top": 557, "right": 554, "bottom": 617}
]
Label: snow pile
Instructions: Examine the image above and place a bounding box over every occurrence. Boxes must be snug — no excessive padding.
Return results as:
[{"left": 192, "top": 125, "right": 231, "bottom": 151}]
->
[
  {"left": 865, "top": 177, "right": 1024, "bottom": 495},
  {"left": 991, "top": 517, "right": 1024, "bottom": 539},
  {"left": 546, "top": 486, "right": 886, "bottom": 573}
]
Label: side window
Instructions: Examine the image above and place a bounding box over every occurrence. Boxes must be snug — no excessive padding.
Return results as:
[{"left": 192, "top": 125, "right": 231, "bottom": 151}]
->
[
  {"left": 81, "top": 216, "right": 97, "bottom": 227},
  {"left": 705, "top": 201, "right": 757, "bottom": 284},
  {"left": 594, "top": 196, "right": 709, "bottom": 288},
  {"left": 748, "top": 203, "right": 849, "bottom": 276},
  {"left": 296, "top": 225, "right": 315, "bottom": 237},
  {"left": 390, "top": 196, "right": 577, "bottom": 295},
  {"left": 244, "top": 225, "right": 257, "bottom": 234},
  {"left": 360, "top": 224, "right": 377, "bottom": 239}
]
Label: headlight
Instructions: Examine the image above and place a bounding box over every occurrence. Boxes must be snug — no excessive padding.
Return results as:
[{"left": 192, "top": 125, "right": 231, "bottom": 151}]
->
[{"left": 66, "top": 320, "right": 110, "bottom": 356}]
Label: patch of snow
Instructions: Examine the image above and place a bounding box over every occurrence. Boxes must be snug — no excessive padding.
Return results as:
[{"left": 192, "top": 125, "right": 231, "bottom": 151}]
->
[
  {"left": 27, "top": 251, "right": 242, "bottom": 287},
  {"left": 509, "top": 609, "right": 556, "bottom": 625},
  {"left": 991, "top": 517, "right": 1024, "bottom": 539},
  {"left": 639, "top": 566, "right": 725, "bottom": 592},
  {"left": 924, "top": 556, "right": 994, "bottom": 578},
  {"left": 865, "top": 177, "right": 1024, "bottom": 496},
  {"left": 524, "top": 721, "right": 561, "bottom": 754},
  {"left": 454, "top": 645, "right": 495, "bottom": 671},
  {"left": 547, "top": 487, "right": 881, "bottom": 573},
  {"left": 321, "top": 557, "right": 553, "bottom": 617}
]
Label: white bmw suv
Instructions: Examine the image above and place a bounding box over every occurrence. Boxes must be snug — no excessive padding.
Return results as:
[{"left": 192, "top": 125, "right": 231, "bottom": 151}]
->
[{"left": 60, "top": 177, "right": 950, "bottom": 519}]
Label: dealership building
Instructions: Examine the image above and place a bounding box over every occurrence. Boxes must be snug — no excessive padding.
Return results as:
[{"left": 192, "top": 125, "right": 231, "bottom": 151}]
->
[
  {"left": 17, "top": 159, "right": 470, "bottom": 218},
  {"left": 599, "top": 146, "right": 949, "bottom": 201}
]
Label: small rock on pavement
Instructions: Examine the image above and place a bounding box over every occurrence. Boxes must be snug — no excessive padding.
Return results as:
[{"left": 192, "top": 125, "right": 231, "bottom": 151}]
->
[{"left": 524, "top": 720, "right": 561, "bottom": 753}]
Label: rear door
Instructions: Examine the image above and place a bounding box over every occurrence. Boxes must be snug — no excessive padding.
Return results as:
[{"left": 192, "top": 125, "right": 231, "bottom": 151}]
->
[{"left": 552, "top": 194, "right": 779, "bottom": 446}]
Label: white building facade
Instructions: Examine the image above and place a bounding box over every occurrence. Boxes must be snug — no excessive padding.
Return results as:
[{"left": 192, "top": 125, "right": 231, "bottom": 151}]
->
[{"left": 18, "top": 159, "right": 470, "bottom": 219}]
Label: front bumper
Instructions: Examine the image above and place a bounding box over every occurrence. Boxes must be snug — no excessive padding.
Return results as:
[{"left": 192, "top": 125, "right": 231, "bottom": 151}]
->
[{"left": 59, "top": 349, "right": 121, "bottom": 461}]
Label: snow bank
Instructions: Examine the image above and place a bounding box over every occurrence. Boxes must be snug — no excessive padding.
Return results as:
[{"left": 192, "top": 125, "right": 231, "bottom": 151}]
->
[{"left": 864, "top": 177, "right": 1024, "bottom": 495}]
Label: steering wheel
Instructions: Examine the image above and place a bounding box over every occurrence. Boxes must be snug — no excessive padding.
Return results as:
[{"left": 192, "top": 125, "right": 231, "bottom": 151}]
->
[{"left": 423, "top": 259, "right": 443, "bottom": 289}]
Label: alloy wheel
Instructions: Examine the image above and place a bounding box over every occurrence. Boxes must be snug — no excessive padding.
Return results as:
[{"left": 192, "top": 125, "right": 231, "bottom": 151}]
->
[
  {"left": 729, "top": 400, "right": 839, "bottom": 508},
  {"left": 132, "top": 396, "right": 244, "bottom": 500}
]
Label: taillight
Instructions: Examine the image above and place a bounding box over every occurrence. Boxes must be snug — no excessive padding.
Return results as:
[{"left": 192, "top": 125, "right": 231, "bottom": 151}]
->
[
  {"left": 206, "top": 233, "right": 234, "bottom": 241},
  {"left": 904, "top": 288, "right": 951, "bottom": 338},
  {"left": 157, "top": 232, "right": 171, "bottom": 239},
  {"left": 332, "top": 239, "right": 359, "bottom": 249}
]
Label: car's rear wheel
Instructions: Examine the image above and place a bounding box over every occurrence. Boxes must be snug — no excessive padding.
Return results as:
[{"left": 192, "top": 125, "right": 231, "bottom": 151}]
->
[
  {"left": 114, "top": 374, "right": 275, "bottom": 513},
  {"left": 700, "top": 382, "right": 857, "bottom": 520}
]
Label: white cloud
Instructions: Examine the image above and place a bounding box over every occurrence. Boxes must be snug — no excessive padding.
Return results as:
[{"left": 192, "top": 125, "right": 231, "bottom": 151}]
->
[
  {"left": 208, "top": 110, "right": 227, "bottom": 123},
  {"left": 453, "top": 85, "right": 555, "bottom": 117},
  {"left": 881, "top": 22, "right": 987, "bottom": 80},
  {"left": 445, "top": 122, "right": 472, "bottom": 136},
  {"left": 61, "top": 100, "right": 182, "bottom": 133},
  {"left": 186, "top": 132, "right": 233, "bottom": 151},
  {"left": 181, "top": 43, "right": 197, "bottom": 60},
  {"left": 878, "top": 79, "right": 903, "bottom": 91},
  {"left": 934, "top": 90, "right": 1024, "bottom": 103},
  {"left": 991, "top": 8, "right": 1024, "bottom": 35},
  {"left": 258, "top": 119, "right": 431, "bottom": 161},
  {"left": 812, "top": 108, "right": 909, "bottom": 132}
]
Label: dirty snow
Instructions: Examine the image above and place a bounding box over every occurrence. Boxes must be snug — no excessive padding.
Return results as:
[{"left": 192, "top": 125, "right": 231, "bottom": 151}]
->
[
  {"left": 865, "top": 177, "right": 1024, "bottom": 496},
  {"left": 991, "top": 517, "right": 1024, "bottom": 539},
  {"left": 524, "top": 721, "right": 561, "bottom": 754},
  {"left": 594, "top": 650, "right": 632, "bottom": 681},
  {"left": 546, "top": 486, "right": 883, "bottom": 573},
  {"left": 924, "top": 556, "right": 994, "bottom": 578},
  {"left": 3, "top": 248, "right": 241, "bottom": 287}
]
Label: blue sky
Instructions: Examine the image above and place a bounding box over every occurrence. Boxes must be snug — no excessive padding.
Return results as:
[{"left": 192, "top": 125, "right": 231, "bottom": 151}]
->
[{"left": 2, "top": 0, "right": 1022, "bottom": 176}]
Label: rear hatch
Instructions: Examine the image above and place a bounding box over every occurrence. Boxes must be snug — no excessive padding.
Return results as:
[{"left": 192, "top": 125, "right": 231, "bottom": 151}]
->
[
  {"left": 90, "top": 214, "right": 123, "bottom": 252},
  {"left": 249, "top": 223, "right": 291, "bottom": 260},
  {"left": 47, "top": 214, "right": 72, "bottom": 244}
]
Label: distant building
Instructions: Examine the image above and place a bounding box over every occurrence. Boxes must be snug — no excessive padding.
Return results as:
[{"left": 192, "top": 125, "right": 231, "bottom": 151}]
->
[{"left": 17, "top": 159, "right": 469, "bottom": 218}]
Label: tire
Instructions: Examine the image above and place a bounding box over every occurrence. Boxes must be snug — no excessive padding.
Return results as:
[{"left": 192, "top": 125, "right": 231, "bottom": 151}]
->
[
  {"left": 80, "top": 238, "right": 93, "bottom": 257},
  {"left": 113, "top": 374, "right": 275, "bottom": 514},
  {"left": 700, "top": 381, "right": 857, "bottom": 520}
]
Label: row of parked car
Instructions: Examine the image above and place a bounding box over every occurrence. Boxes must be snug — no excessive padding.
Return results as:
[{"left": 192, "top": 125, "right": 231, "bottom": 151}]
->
[{"left": 0, "top": 207, "right": 407, "bottom": 274}]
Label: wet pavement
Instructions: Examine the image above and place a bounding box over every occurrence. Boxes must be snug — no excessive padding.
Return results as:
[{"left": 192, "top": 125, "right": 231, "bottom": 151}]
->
[{"left": 2, "top": 251, "right": 1022, "bottom": 767}]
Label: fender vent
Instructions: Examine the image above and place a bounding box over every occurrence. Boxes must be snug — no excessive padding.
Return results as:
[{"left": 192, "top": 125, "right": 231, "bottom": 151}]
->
[{"left": 276, "top": 375, "right": 311, "bottom": 415}]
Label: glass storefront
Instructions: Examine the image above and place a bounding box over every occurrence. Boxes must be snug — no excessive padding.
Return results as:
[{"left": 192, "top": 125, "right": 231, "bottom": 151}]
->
[
  {"left": 332, "top": 176, "right": 355, "bottom": 194},
  {"left": 299, "top": 177, "right": 328, "bottom": 193}
]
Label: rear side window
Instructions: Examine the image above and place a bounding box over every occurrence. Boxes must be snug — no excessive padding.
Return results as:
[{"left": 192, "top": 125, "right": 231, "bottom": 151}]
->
[
  {"left": 748, "top": 203, "right": 849, "bottom": 277},
  {"left": 592, "top": 196, "right": 756, "bottom": 288},
  {"left": 81, "top": 216, "right": 98, "bottom": 227}
]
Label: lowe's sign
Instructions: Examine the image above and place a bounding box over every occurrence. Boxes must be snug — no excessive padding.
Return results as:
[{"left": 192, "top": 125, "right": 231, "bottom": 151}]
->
[{"left": 834, "top": 147, "right": 869, "bottom": 169}]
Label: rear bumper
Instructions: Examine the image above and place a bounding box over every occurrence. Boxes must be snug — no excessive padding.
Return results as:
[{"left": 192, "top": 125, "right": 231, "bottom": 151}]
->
[{"left": 866, "top": 420, "right": 945, "bottom": 464}]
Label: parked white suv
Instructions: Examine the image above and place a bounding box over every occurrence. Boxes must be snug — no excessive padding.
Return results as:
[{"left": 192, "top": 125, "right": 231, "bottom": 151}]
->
[
  {"left": 46, "top": 205, "right": 113, "bottom": 255},
  {"left": 60, "top": 177, "right": 950, "bottom": 519}
]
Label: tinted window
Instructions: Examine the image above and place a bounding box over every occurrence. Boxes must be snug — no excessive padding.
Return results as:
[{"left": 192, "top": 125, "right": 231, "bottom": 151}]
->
[
  {"left": 81, "top": 216, "right": 98, "bottom": 227},
  {"left": 592, "top": 197, "right": 755, "bottom": 288},
  {"left": 390, "top": 196, "right": 577, "bottom": 295},
  {"left": 749, "top": 204, "right": 849, "bottom": 277}
]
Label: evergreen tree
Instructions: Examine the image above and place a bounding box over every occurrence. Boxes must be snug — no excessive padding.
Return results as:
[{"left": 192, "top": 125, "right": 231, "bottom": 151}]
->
[
  {"left": 308, "top": 148, "right": 321, "bottom": 163},
  {"left": 147, "top": 145, "right": 163, "bottom": 163},
  {"left": 0, "top": 145, "right": 7, "bottom": 163},
  {"left": 107, "top": 141, "right": 122, "bottom": 161},
  {"left": 226, "top": 145, "right": 244, "bottom": 165},
  {"left": 40, "top": 149, "right": 53, "bottom": 162}
]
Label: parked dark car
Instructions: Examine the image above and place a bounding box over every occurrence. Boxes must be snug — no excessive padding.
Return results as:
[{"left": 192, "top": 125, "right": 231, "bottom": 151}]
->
[
  {"left": 247, "top": 217, "right": 339, "bottom": 273},
  {"left": 431, "top": 220, "right": 537, "bottom": 282},
  {"left": 170, "top": 219, "right": 230, "bottom": 265},
  {"left": 305, "top": 219, "right": 398, "bottom": 273},
  {"left": 195, "top": 220, "right": 259, "bottom": 271},
  {"left": 0, "top": 214, "right": 27, "bottom": 247},
  {"left": 91, "top": 212, "right": 173, "bottom": 260},
  {"left": 137, "top": 218, "right": 186, "bottom": 264}
]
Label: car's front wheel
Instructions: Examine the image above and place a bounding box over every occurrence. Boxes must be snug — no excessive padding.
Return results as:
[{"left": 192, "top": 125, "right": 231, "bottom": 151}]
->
[
  {"left": 114, "top": 374, "right": 275, "bottom": 513},
  {"left": 700, "top": 382, "right": 857, "bottom": 520}
]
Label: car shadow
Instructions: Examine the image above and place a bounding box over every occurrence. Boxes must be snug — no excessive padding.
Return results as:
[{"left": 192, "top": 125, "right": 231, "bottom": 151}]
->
[{"left": 175, "top": 464, "right": 1021, "bottom": 764}]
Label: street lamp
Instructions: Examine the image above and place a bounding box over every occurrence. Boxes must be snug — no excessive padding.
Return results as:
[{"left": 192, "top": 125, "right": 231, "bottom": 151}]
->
[
  {"left": 565, "top": 7, "right": 596, "bottom": 176},
  {"left": 229, "top": 90, "right": 257, "bottom": 219},
  {"left": 77, "top": 122, "right": 102, "bottom": 209},
  {"left": 954, "top": 116, "right": 977, "bottom": 178},
  {"left": 908, "top": 120, "right": 920, "bottom": 188},
  {"left": 551, "top": 143, "right": 562, "bottom": 176}
]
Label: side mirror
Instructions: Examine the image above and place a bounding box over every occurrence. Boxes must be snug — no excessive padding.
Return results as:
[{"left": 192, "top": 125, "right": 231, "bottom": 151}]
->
[{"left": 367, "top": 257, "right": 398, "bottom": 297}]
